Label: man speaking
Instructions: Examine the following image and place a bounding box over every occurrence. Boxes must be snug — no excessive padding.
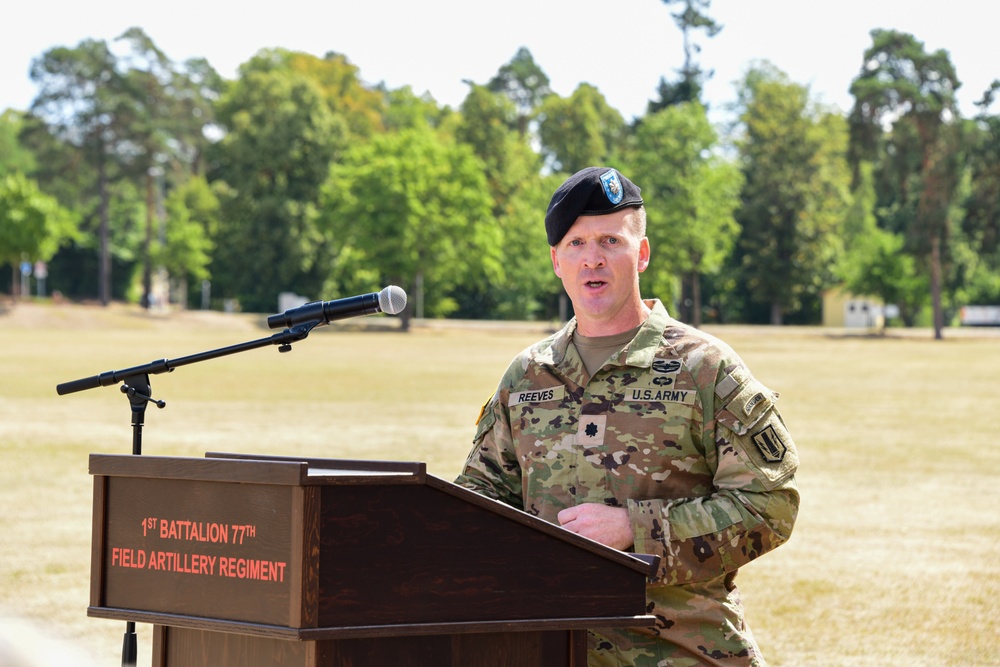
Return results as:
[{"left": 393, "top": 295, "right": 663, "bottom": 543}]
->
[{"left": 456, "top": 167, "right": 800, "bottom": 666}]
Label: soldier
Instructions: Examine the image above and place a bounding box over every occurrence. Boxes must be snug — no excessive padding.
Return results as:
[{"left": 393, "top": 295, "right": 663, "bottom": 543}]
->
[{"left": 455, "top": 167, "right": 800, "bottom": 666}]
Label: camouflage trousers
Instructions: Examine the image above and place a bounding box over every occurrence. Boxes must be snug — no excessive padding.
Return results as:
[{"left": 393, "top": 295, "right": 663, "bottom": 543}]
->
[{"left": 587, "top": 627, "right": 767, "bottom": 667}]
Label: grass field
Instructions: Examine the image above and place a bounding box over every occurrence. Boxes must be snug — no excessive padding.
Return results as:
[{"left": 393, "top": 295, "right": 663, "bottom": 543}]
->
[{"left": 1, "top": 300, "right": 998, "bottom": 666}]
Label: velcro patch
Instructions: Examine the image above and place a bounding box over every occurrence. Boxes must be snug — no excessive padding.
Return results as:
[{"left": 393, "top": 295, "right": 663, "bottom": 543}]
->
[
  {"left": 475, "top": 393, "right": 494, "bottom": 425},
  {"left": 725, "top": 381, "right": 774, "bottom": 434},
  {"left": 576, "top": 414, "right": 607, "bottom": 445},
  {"left": 473, "top": 398, "right": 497, "bottom": 442},
  {"left": 626, "top": 387, "right": 696, "bottom": 405},
  {"left": 743, "top": 392, "right": 766, "bottom": 416},
  {"left": 751, "top": 424, "right": 787, "bottom": 463},
  {"left": 508, "top": 385, "right": 565, "bottom": 407},
  {"left": 715, "top": 366, "right": 749, "bottom": 400},
  {"left": 652, "top": 358, "right": 682, "bottom": 374}
]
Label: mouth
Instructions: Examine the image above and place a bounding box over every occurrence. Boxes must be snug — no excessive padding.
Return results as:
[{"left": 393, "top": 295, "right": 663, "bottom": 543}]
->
[{"left": 584, "top": 280, "right": 607, "bottom": 289}]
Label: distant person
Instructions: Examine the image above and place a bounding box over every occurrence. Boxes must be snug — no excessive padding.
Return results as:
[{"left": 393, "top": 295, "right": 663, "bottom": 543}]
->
[{"left": 456, "top": 167, "right": 800, "bottom": 666}]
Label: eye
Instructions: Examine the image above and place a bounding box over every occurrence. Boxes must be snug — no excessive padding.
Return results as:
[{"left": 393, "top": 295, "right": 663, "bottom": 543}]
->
[{"left": 605, "top": 236, "right": 620, "bottom": 245}]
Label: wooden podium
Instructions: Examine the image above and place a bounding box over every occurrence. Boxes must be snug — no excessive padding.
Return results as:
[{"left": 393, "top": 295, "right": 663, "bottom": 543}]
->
[{"left": 88, "top": 452, "right": 658, "bottom": 666}]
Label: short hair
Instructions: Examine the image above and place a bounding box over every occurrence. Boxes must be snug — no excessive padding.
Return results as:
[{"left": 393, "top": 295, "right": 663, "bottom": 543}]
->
[{"left": 625, "top": 206, "right": 647, "bottom": 239}]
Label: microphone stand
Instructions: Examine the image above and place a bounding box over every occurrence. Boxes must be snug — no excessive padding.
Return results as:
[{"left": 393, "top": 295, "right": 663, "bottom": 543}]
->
[
  {"left": 118, "top": 373, "right": 159, "bottom": 666},
  {"left": 56, "top": 321, "right": 322, "bottom": 666}
]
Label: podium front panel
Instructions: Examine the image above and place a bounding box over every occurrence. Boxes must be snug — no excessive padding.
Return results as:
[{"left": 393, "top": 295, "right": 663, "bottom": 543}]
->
[{"left": 94, "top": 474, "right": 306, "bottom": 626}]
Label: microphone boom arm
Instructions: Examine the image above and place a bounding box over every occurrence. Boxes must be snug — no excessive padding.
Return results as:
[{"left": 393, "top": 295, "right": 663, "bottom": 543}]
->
[{"left": 56, "top": 321, "right": 320, "bottom": 396}]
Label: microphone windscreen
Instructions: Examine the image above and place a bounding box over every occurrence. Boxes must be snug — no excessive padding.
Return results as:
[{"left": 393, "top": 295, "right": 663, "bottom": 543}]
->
[{"left": 378, "top": 285, "right": 407, "bottom": 315}]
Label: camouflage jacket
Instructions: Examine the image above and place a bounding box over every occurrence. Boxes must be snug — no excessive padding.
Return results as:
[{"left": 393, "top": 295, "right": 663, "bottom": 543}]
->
[{"left": 456, "top": 300, "right": 799, "bottom": 666}]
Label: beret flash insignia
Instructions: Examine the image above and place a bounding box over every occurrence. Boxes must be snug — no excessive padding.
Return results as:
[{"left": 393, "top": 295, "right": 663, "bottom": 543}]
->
[{"left": 600, "top": 169, "right": 624, "bottom": 205}]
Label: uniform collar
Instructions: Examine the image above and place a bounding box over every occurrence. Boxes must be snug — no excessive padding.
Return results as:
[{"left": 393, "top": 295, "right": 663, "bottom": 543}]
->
[{"left": 537, "top": 299, "right": 671, "bottom": 372}]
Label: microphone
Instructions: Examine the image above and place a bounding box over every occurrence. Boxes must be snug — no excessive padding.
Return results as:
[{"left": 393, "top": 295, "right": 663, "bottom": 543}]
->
[{"left": 266, "top": 286, "right": 407, "bottom": 330}]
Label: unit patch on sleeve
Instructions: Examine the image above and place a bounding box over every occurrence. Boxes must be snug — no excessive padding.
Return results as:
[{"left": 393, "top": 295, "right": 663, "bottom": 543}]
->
[
  {"left": 743, "top": 392, "right": 766, "bottom": 416},
  {"left": 751, "top": 424, "right": 787, "bottom": 463}
]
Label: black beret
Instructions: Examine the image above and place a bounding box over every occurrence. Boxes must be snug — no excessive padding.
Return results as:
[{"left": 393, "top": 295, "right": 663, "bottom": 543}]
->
[{"left": 544, "top": 167, "right": 643, "bottom": 245}]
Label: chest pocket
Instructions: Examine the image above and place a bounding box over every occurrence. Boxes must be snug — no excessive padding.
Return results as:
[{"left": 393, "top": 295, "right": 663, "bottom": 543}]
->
[
  {"left": 573, "top": 367, "right": 708, "bottom": 501},
  {"left": 616, "top": 366, "right": 701, "bottom": 453},
  {"left": 508, "top": 385, "right": 570, "bottom": 441}
]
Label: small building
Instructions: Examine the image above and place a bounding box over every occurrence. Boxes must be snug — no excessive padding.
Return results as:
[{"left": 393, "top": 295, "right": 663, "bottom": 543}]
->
[
  {"left": 960, "top": 305, "right": 1000, "bottom": 326},
  {"left": 822, "top": 288, "right": 884, "bottom": 329}
]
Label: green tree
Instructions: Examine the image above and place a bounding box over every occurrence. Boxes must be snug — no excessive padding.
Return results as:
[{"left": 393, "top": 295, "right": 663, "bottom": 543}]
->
[
  {"left": 630, "top": 102, "right": 742, "bottom": 326},
  {"left": 23, "top": 33, "right": 218, "bottom": 305},
  {"left": 282, "top": 50, "right": 386, "bottom": 139},
  {"left": 0, "top": 172, "right": 78, "bottom": 296},
  {"left": 319, "top": 127, "right": 496, "bottom": 330},
  {"left": 380, "top": 85, "right": 453, "bottom": 133},
  {"left": 167, "top": 55, "right": 224, "bottom": 176},
  {"left": 155, "top": 175, "right": 219, "bottom": 307},
  {"left": 840, "top": 165, "right": 927, "bottom": 328},
  {"left": 537, "top": 84, "right": 627, "bottom": 173},
  {"left": 208, "top": 54, "right": 346, "bottom": 312},
  {"left": 455, "top": 84, "right": 553, "bottom": 319},
  {"left": 116, "top": 28, "right": 194, "bottom": 308},
  {"left": 958, "top": 80, "right": 1000, "bottom": 305},
  {"left": 650, "top": 0, "right": 722, "bottom": 111},
  {"left": 29, "top": 38, "right": 134, "bottom": 304},
  {"left": 0, "top": 110, "right": 36, "bottom": 176},
  {"left": 843, "top": 228, "right": 928, "bottom": 327},
  {"left": 735, "top": 62, "right": 851, "bottom": 324},
  {"left": 486, "top": 47, "right": 552, "bottom": 136},
  {"left": 849, "top": 29, "right": 962, "bottom": 339}
]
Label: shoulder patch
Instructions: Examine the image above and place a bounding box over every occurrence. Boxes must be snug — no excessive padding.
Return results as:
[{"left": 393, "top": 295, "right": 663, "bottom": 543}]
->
[
  {"left": 473, "top": 394, "right": 498, "bottom": 443},
  {"left": 715, "top": 366, "right": 749, "bottom": 400},
  {"left": 751, "top": 424, "right": 787, "bottom": 463},
  {"left": 475, "top": 394, "right": 492, "bottom": 425},
  {"left": 722, "top": 379, "right": 774, "bottom": 434},
  {"left": 715, "top": 377, "right": 797, "bottom": 490}
]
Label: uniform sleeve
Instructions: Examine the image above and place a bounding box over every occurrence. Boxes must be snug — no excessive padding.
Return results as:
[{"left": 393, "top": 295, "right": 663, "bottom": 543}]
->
[
  {"left": 454, "top": 391, "right": 526, "bottom": 511},
  {"left": 626, "top": 368, "right": 800, "bottom": 584}
]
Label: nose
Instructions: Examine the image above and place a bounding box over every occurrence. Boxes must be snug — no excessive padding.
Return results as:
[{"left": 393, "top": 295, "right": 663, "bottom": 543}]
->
[{"left": 582, "top": 242, "right": 605, "bottom": 268}]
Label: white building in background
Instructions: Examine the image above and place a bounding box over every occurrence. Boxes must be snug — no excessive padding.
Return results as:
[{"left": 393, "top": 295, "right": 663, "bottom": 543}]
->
[
  {"left": 822, "top": 288, "right": 884, "bottom": 329},
  {"left": 959, "top": 305, "right": 1000, "bottom": 326}
]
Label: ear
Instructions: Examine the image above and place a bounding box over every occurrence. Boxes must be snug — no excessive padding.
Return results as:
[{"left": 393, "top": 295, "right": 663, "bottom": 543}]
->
[
  {"left": 550, "top": 245, "right": 562, "bottom": 278},
  {"left": 637, "top": 237, "right": 650, "bottom": 273}
]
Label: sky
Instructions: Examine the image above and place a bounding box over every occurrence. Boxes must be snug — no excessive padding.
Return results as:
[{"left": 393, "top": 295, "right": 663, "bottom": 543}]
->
[{"left": 2, "top": 0, "right": 997, "bottom": 126}]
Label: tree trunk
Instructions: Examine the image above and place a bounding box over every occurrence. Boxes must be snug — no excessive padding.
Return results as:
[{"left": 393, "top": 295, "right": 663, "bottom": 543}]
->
[
  {"left": 397, "top": 275, "right": 413, "bottom": 332},
  {"left": 770, "top": 302, "right": 783, "bottom": 326},
  {"left": 930, "top": 235, "right": 944, "bottom": 340},
  {"left": 143, "top": 170, "right": 154, "bottom": 309},
  {"left": 98, "top": 151, "right": 111, "bottom": 306},
  {"left": 414, "top": 271, "right": 424, "bottom": 320},
  {"left": 690, "top": 269, "right": 702, "bottom": 328}
]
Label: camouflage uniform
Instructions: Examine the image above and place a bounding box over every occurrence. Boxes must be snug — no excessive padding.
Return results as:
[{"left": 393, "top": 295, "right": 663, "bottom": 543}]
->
[{"left": 456, "top": 300, "right": 799, "bottom": 667}]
